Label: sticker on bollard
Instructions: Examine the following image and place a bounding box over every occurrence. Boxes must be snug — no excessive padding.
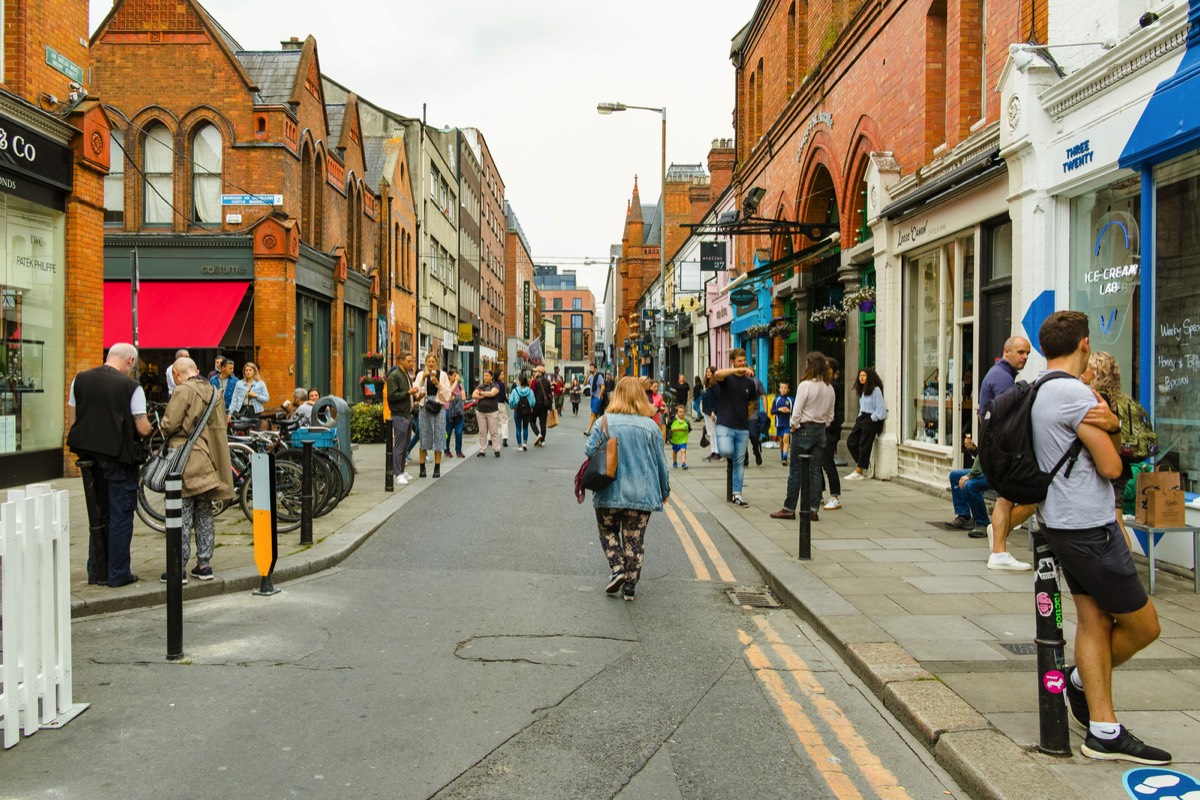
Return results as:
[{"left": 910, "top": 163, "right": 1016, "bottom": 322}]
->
[
  {"left": 251, "top": 452, "right": 281, "bottom": 596},
  {"left": 1032, "top": 526, "right": 1070, "bottom": 756}
]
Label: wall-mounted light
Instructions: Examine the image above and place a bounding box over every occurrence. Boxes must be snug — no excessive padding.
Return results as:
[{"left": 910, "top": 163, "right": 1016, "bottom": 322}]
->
[{"left": 742, "top": 187, "right": 767, "bottom": 217}]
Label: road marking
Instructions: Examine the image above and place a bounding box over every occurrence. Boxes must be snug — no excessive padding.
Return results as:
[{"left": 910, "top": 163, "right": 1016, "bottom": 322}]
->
[
  {"left": 663, "top": 499, "right": 711, "bottom": 581},
  {"left": 669, "top": 495, "right": 735, "bottom": 583},
  {"left": 739, "top": 630, "right": 865, "bottom": 800},
  {"left": 753, "top": 616, "right": 913, "bottom": 800}
]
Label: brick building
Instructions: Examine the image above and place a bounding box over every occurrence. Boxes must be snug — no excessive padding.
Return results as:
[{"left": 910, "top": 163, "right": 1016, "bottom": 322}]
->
[
  {"left": 502, "top": 200, "right": 539, "bottom": 379},
  {"left": 726, "top": 0, "right": 1024, "bottom": 484},
  {"left": 91, "top": 0, "right": 416, "bottom": 411},
  {"left": 1, "top": 0, "right": 108, "bottom": 484},
  {"left": 462, "top": 128, "right": 506, "bottom": 375},
  {"left": 538, "top": 283, "right": 596, "bottom": 382},
  {"left": 455, "top": 129, "right": 482, "bottom": 381}
]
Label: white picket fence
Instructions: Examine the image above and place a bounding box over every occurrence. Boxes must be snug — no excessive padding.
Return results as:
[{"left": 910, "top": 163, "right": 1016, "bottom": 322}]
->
[{"left": 0, "top": 483, "right": 87, "bottom": 749}]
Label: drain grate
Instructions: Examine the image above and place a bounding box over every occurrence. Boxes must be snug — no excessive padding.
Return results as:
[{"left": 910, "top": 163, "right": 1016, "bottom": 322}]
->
[
  {"left": 998, "top": 642, "right": 1038, "bottom": 656},
  {"left": 727, "top": 587, "right": 781, "bottom": 608}
]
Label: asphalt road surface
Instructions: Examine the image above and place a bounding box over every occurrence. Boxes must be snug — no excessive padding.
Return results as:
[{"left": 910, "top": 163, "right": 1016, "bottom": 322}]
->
[{"left": 2, "top": 412, "right": 964, "bottom": 799}]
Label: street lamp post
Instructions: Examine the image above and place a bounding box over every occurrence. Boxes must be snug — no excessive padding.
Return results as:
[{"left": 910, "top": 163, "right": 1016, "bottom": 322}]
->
[{"left": 598, "top": 101, "right": 666, "bottom": 380}]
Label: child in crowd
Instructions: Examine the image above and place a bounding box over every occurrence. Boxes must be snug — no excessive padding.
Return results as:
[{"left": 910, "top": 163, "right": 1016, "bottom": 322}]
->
[
  {"left": 669, "top": 405, "right": 692, "bottom": 470},
  {"left": 772, "top": 382, "right": 793, "bottom": 466}
]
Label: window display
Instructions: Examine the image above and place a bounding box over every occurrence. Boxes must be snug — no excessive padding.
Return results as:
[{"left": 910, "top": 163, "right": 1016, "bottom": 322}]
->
[
  {"left": 0, "top": 194, "right": 66, "bottom": 454},
  {"left": 1154, "top": 154, "right": 1200, "bottom": 493}
]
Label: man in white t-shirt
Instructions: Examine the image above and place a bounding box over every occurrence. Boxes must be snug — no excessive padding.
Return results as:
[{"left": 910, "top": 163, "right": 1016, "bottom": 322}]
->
[
  {"left": 165, "top": 348, "right": 189, "bottom": 396},
  {"left": 1031, "top": 311, "right": 1168, "bottom": 765}
]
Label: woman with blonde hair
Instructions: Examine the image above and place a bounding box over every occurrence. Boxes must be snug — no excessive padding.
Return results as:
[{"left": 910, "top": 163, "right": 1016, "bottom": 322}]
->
[
  {"left": 414, "top": 353, "right": 452, "bottom": 478},
  {"left": 228, "top": 361, "right": 269, "bottom": 429},
  {"left": 584, "top": 376, "right": 672, "bottom": 602},
  {"left": 1087, "top": 351, "right": 1148, "bottom": 546}
]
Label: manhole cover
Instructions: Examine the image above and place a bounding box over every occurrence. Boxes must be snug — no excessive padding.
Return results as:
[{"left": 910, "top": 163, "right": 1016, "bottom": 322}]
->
[
  {"left": 727, "top": 587, "right": 781, "bottom": 608},
  {"left": 998, "top": 642, "right": 1038, "bottom": 656}
]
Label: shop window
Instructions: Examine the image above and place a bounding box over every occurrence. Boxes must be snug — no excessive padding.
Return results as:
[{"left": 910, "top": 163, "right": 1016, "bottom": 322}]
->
[
  {"left": 191, "top": 124, "right": 223, "bottom": 225},
  {"left": 105, "top": 129, "right": 125, "bottom": 225},
  {"left": 904, "top": 235, "right": 974, "bottom": 447},
  {"left": 1069, "top": 175, "right": 1140, "bottom": 396},
  {"left": 142, "top": 124, "right": 174, "bottom": 226},
  {"left": 1154, "top": 154, "right": 1200, "bottom": 492}
]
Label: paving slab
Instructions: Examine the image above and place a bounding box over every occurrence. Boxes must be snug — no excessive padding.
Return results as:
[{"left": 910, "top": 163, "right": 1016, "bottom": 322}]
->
[
  {"left": 904, "top": 576, "right": 1012, "bottom": 594},
  {"left": 889, "top": 593, "right": 1006, "bottom": 616}
]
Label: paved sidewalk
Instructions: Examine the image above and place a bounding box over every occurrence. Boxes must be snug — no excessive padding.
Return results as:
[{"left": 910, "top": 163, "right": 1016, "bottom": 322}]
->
[
  {"left": 48, "top": 442, "right": 476, "bottom": 617},
  {"left": 672, "top": 443, "right": 1200, "bottom": 800}
]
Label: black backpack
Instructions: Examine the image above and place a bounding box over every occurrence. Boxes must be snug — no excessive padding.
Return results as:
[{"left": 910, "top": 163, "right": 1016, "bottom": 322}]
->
[
  {"left": 515, "top": 391, "right": 533, "bottom": 420},
  {"left": 978, "top": 371, "right": 1084, "bottom": 505}
]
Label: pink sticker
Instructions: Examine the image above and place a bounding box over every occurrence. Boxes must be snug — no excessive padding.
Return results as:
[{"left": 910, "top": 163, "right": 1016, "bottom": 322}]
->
[
  {"left": 1043, "top": 670, "right": 1066, "bottom": 694},
  {"left": 1036, "top": 592, "right": 1054, "bottom": 617}
]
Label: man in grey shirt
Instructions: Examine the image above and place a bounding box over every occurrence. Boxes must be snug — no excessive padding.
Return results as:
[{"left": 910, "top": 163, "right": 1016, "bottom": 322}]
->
[{"left": 1031, "top": 311, "right": 1168, "bottom": 765}]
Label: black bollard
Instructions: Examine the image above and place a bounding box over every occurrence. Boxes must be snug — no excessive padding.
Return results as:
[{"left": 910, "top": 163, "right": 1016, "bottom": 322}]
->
[
  {"left": 165, "top": 473, "right": 184, "bottom": 661},
  {"left": 1032, "top": 525, "right": 1071, "bottom": 756},
  {"left": 384, "top": 417, "right": 394, "bottom": 492},
  {"left": 797, "top": 453, "right": 812, "bottom": 560},
  {"left": 77, "top": 459, "right": 108, "bottom": 583},
  {"left": 300, "top": 441, "right": 314, "bottom": 545}
]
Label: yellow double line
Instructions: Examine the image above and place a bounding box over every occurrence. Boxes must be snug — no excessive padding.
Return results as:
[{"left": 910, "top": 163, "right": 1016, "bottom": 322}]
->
[
  {"left": 663, "top": 495, "right": 735, "bottom": 582},
  {"left": 741, "top": 616, "right": 914, "bottom": 800}
]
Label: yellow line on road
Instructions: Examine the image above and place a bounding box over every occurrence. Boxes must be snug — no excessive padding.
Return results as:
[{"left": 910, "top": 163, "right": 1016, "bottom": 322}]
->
[
  {"left": 663, "top": 499, "right": 711, "bottom": 581},
  {"left": 669, "top": 496, "right": 735, "bottom": 583},
  {"left": 753, "top": 617, "right": 913, "bottom": 800},
  {"left": 739, "top": 630, "right": 864, "bottom": 800}
]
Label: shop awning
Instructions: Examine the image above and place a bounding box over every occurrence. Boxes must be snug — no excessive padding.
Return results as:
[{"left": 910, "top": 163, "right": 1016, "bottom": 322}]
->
[{"left": 103, "top": 281, "right": 250, "bottom": 349}]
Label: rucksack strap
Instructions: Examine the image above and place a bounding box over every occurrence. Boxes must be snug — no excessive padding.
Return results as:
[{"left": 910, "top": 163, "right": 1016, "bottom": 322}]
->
[{"left": 1035, "top": 370, "right": 1084, "bottom": 481}]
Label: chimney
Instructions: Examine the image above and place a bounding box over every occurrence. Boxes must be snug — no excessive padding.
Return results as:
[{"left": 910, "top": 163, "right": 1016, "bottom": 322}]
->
[
  {"left": 708, "top": 138, "right": 735, "bottom": 199},
  {"left": 281, "top": 37, "right": 303, "bottom": 51}
]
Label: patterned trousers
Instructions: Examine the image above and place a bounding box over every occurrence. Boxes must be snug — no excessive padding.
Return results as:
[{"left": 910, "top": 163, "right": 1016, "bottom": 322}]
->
[
  {"left": 181, "top": 494, "right": 216, "bottom": 566},
  {"left": 594, "top": 507, "right": 652, "bottom": 586}
]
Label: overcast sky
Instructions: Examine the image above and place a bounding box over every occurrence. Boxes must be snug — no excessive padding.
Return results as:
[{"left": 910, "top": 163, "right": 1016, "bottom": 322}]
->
[{"left": 90, "top": 0, "right": 752, "bottom": 300}]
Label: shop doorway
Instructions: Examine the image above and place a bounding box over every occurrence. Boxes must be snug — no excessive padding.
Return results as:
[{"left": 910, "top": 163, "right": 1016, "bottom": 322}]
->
[{"left": 979, "top": 219, "right": 1013, "bottom": 371}]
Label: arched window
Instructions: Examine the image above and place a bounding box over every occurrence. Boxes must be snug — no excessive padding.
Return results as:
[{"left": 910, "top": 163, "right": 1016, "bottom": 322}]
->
[
  {"left": 191, "top": 124, "right": 222, "bottom": 224},
  {"left": 345, "top": 180, "right": 358, "bottom": 270},
  {"left": 143, "top": 123, "right": 173, "bottom": 225},
  {"left": 105, "top": 129, "right": 125, "bottom": 225},
  {"left": 313, "top": 157, "right": 325, "bottom": 249},
  {"left": 301, "top": 144, "right": 313, "bottom": 245}
]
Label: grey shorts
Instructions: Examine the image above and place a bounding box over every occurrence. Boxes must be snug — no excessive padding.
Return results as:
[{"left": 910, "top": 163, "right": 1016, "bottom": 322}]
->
[{"left": 1041, "top": 521, "right": 1148, "bottom": 615}]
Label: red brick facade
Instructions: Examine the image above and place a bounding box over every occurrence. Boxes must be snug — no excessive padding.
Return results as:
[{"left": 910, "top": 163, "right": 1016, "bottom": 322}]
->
[{"left": 539, "top": 289, "right": 595, "bottom": 363}]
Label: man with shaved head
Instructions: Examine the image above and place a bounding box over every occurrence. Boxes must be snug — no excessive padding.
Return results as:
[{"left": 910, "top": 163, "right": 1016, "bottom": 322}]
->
[{"left": 68, "top": 342, "right": 153, "bottom": 587}]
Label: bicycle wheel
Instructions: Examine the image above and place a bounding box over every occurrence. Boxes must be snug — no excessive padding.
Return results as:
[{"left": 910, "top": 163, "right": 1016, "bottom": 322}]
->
[
  {"left": 136, "top": 480, "right": 167, "bottom": 533},
  {"left": 217, "top": 444, "right": 254, "bottom": 518},
  {"left": 319, "top": 447, "right": 356, "bottom": 500},
  {"left": 239, "top": 459, "right": 305, "bottom": 533},
  {"left": 275, "top": 449, "right": 339, "bottom": 516}
]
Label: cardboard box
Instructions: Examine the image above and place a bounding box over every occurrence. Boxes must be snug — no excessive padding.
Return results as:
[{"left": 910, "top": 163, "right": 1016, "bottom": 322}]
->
[{"left": 1136, "top": 470, "right": 1186, "bottom": 527}]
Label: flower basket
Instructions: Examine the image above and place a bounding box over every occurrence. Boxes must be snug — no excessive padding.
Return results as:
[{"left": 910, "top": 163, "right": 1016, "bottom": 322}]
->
[
  {"left": 361, "top": 351, "right": 385, "bottom": 370},
  {"left": 860, "top": 299, "right": 875, "bottom": 312},
  {"left": 842, "top": 286, "right": 876, "bottom": 314},
  {"left": 810, "top": 305, "right": 846, "bottom": 329}
]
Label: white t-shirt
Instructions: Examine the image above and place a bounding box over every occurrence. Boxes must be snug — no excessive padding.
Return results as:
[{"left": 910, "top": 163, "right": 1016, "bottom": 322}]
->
[
  {"left": 69, "top": 379, "right": 147, "bottom": 416},
  {"left": 1031, "top": 372, "right": 1114, "bottom": 530}
]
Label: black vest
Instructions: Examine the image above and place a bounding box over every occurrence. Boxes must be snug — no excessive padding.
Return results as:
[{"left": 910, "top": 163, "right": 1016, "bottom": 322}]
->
[{"left": 67, "top": 365, "right": 142, "bottom": 463}]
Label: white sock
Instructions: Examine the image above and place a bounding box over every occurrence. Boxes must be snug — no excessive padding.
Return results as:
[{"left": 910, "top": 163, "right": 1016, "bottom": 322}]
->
[
  {"left": 1089, "top": 721, "right": 1121, "bottom": 740},
  {"left": 1070, "top": 667, "right": 1084, "bottom": 690}
]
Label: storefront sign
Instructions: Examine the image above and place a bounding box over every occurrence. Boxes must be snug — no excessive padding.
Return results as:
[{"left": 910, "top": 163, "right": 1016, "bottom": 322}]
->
[
  {"left": 730, "top": 288, "right": 756, "bottom": 307},
  {"left": 0, "top": 114, "right": 73, "bottom": 192},
  {"left": 795, "top": 111, "right": 834, "bottom": 162},
  {"left": 1062, "top": 140, "right": 1094, "bottom": 173},
  {"left": 893, "top": 177, "right": 1008, "bottom": 255},
  {"left": 221, "top": 194, "right": 283, "bottom": 206},
  {"left": 44, "top": 46, "right": 84, "bottom": 83},
  {"left": 523, "top": 281, "right": 530, "bottom": 339},
  {"left": 700, "top": 241, "right": 726, "bottom": 271}
]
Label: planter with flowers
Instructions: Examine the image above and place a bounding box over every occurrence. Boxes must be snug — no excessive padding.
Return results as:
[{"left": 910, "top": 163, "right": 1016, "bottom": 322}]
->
[
  {"left": 810, "top": 305, "right": 846, "bottom": 331},
  {"left": 842, "top": 286, "right": 876, "bottom": 313},
  {"left": 361, "top": 351, "right": 385, "bottom": 371},
  {"left": 768, "top": 320, "right": 797, "bottom": 339},
  {"left": 358, "top": 373, "right": 385, "bottom": 402}
]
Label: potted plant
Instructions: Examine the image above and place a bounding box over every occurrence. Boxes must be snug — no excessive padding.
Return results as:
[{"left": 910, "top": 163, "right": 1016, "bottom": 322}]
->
[
  {"left": 358, "top": 373, "right": 384, "bottom": 402},
  {"left": 810, "top": 305, "right": 845, "bottom": 331},
  {"left": 768, "top": 320, "right": 797, "bottom": 338},
  {"left": 361, "top": 351, "right": 385, "bottom": 370},
  {"left": 842, "top": 285, "right": 876, "bottom": 313}
]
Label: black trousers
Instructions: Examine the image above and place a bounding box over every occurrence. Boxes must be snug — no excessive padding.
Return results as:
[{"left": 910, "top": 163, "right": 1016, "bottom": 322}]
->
[
  {"left": 821, "top": 424, "right": 842, "bottom": 495},
  {"left": 846, "top": 414, "right": 882, "bottom": 470},
  {"left": 530, "top": 407, "right": 549, "bottom": 439}
]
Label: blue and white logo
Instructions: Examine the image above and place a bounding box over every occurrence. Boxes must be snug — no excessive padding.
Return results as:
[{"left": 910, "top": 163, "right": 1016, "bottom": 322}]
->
[{"left": 1123, "top": 767, "right": 1200, "bottom": 799}]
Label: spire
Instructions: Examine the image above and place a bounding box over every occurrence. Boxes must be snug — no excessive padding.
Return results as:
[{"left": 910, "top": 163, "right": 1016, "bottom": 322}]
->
[{"left": 627, "top": 175, "right": 643, "bottom": 224}]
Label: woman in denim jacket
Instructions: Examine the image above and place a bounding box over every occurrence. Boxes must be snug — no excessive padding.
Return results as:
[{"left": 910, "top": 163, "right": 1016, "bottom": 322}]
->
[
  {"left": 228, "top": 362, "right": 270, "bottom": 429},
  {"left": 584, "top": 376, "right": 671, "bottom": 601}
]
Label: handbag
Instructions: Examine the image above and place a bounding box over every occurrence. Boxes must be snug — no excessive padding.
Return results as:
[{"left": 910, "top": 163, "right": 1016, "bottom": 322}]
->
[
  {"left": 142, "top": 384, "right": 220, "bottom": 493},
  {"left": 581, "top": 417, "right": 619, "bottom": 491},
  {"left": 700, "top": 428, "right": 710, "bottom": 449},
  {"left": 424, "top": 397, "right": 443, "bottom": 415},
  {"left": 547, "top": 408, "right": 559, "bottom": 429}
]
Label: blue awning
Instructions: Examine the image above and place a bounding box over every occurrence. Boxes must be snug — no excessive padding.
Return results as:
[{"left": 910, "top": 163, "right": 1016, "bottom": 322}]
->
[{"left": 1120, "top": 0, "right": 1200, "bottom": 168}]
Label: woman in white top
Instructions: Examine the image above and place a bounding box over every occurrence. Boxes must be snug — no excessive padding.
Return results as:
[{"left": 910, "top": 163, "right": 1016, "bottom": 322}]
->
[{"left": 414, "top": 354, "right": 452, "bottom": 478}]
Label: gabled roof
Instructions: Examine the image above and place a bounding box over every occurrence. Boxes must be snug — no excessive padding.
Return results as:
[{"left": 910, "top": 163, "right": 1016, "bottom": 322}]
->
[
  {"left": 235, "top": 51, "right": 302, "bottom": 105},
  {"left": 643, "top": 200, "right": 662, "bottom": 247},
  {"left": 326, "top": 104, "right": 346, "bottom": 144},
  {"left": 363, "top": 136, "right": 389, "bottom": 193}
]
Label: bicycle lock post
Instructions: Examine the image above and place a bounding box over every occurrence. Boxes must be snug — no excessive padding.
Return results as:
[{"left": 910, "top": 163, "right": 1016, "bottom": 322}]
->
[
  {"left": 797, "top": 453, "right": 812, "bottom": 560},
  {"left": 251, "top": 451, "right": 281, "bottom": 596},
  {"left": 165, "top": 472, "right": 184, "bottom": 661},
  {"left": 77, "top": 459, "right": 108, "bottom": 583},
  {"left": 1032, "top": 523, "right": 1070, "bottom": 756},
  {"left": 300, "top": 441, "right": 314, "bottom": 545}
]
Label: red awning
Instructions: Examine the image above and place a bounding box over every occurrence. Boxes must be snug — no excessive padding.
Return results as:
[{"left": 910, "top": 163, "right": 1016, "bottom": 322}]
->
[{"left": 103, "top": 281, "right": 250, "bottom": 349}]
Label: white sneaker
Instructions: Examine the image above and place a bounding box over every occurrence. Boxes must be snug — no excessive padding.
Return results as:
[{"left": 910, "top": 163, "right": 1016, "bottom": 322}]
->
[
  {"left": 844, "top": 471, "right": 864, "bottom": 481},
  {"left": 402, "top": 472, "right": 413, "bottom": 481},
  {"left": 397, "top": 474, "right": 410, "bottom": 486},
  {"left": 823, "top": 497, "right": 842, "bottom": 510},
  {"left": 988, "top": 552, "right": 1032, "bottom": 571}
]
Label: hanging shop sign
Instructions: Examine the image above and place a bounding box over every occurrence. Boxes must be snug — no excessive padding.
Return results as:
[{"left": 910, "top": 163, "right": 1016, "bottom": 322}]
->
[
  {"left": 700, "top": 241, "right": 726, "bottom": 272},
  {"left": 730, "top": 288, "right": 756, "bottom": 307}
]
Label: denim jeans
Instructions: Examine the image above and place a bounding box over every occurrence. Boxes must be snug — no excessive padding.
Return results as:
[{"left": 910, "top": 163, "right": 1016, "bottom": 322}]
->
[
  {"left": 446, "top": 414, "right": 464, "bottom": 453},
  {"left": 949, "top": 468, "right": 990, "bottom": 526},
  {"left": 783, "top": 424, "right": 826, "bottom": 513},
  {"left": 715, "top": 425, "right": 749, "bottom": 494},
  {"left": 514, "top": 416, "right": 531, "bottom": 447},
  {"left": 406, "top": 415, "right": 420, "bottom": 456},
  {"left": 90, "top": 457, "right": 137, "bottom": 585}
]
